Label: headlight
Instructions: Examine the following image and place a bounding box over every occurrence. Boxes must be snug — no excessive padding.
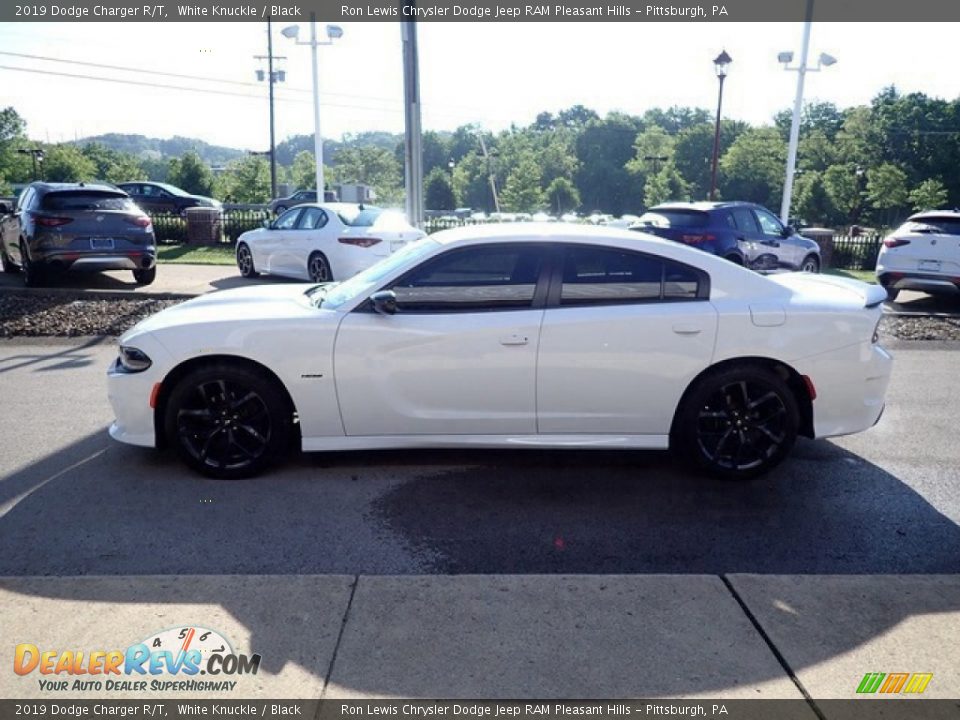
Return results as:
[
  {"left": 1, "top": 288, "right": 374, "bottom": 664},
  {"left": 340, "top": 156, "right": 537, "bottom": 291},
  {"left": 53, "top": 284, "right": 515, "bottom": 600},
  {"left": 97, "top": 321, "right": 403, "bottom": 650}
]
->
[{"left": 118, "top": 346, "right": 152, "bottom": 373}]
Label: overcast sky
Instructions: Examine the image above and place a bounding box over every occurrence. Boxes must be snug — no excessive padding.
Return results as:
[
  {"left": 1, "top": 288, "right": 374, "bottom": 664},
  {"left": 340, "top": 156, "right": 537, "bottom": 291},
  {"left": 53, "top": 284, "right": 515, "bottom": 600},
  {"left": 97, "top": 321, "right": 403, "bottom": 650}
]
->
[{"left": 1, "top": 21, "right": 958, "bottom": 149}]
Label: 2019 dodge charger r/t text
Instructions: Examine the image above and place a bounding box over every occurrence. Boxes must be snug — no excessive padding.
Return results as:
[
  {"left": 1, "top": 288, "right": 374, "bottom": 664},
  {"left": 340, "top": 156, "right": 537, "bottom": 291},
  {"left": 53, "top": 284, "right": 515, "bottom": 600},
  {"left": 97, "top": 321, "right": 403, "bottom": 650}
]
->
[
  {"left": 107, "top": 224, "right": 891, "bottom": 481},
  {"left": 0, "top": 182, "right": 157, "bottom": 287}
]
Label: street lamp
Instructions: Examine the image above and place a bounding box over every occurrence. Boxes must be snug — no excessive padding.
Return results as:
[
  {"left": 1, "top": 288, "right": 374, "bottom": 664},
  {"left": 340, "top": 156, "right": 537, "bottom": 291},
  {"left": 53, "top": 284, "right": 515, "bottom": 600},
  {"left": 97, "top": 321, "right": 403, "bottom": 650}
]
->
[
  {"left": 709, "top": 50, "right": 732, "bottom": 201},
  {"left": 778, "top": 0, "right": 836, "bottom": 222},
  {"left": 283, "top": 19, "right": 343, "bottom": 202},
  {"left": 18, "top": 147, "right": 44, "bottom": 181}
]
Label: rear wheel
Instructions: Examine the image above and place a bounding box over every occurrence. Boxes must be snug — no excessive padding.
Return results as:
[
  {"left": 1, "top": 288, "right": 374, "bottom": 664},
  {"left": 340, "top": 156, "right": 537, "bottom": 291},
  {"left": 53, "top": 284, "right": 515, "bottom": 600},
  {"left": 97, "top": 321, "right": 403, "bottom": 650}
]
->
[
  {"left": 20, "top": 242, "right": 44, "bottom": 287},
  {"left": 884, "top": 286, "right": 900, "bottom": 303},
  {"left": 799, "top": 254, "right": 820, "bottom": 273},
  {"left": 674, "top": 365, "right": 799, "bottom": 481},
  {"left": 308, "top": 252, "right": 332, "bottom": 283},
  {"left": 164, "top": 363, "right": 293, "bottom": 479},
  {"left": 133, "top": 267, "right": 156, "bottom": 285},
  {"left": 1, "top": 247, "right": 16, "bottom": 274},
  {"left": 236, "top": 243, "right": 259, "bottom": 278}
]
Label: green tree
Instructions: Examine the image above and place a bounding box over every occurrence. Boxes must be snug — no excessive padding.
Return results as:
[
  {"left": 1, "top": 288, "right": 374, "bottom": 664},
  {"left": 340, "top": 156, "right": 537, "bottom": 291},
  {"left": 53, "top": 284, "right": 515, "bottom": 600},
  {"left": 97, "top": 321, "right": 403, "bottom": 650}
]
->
[
  {"left": 167, "top": 151, "right": 215, "bottom": 196},
  {"left": 545, "top": 176, "right": 580, "bottom": 214},
  {"left": 866, "top": 163, "right": 909, "bottom": 225},
  {"left": 329, "top": 145, "right": 402, "bottom": 203},
  {"left": 908, "top": 178, "right": 949, "bottom": 212},
  {"left": 627, "top": 126, "right": 675, "bottom": 178},
  {"left": 217, "top": 156, "right": 271, "bottom": 203},
  {"left": 0, "top": 107, "right": 31, "bottom": 188},
  {"left": 451, "top": 152, "right": 494, "bottom": 211},
  {"left": 575, "top": 112, "right": 643, "bottom": 215},
  {"left": 672, "top": 120, "right": 746, "bottom": 201},
  {"left": 822, "top": 164, "right": 864, "bottom": 224},
  {"left": 644, "top": 164, "right": 690, "bottom": 207},
  {"left": 718, "top": 127, "right": 786, "bottom": 208},
  {"left": 791, "top": 171, "right": 835, "bottom": 226},
  {"left": 42, "top": 145, "right": 97, "bottom": 183},
  {"left": 425, "top": 167, "right": 456, "bottom": 210},
  {"left": 500, "top": 153, "right": 544, "bottom": 212},
  {"left": 290, "top": 150, "right": 317, "bottom": 190}
]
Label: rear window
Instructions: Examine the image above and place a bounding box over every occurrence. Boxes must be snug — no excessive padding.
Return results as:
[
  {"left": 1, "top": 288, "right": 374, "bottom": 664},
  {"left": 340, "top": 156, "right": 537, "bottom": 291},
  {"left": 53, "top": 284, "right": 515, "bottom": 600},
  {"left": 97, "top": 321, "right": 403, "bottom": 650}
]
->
[
  {"left": 907, "top": 216, "right": 960, "bottom": 236},
  {"left": 636, "top": 210, "right": 708, "bottom": 228},
  {"left": 337, "top": 206, "right": 384, "bottom": 227},
  {"left": 42, "top": 192, "right": 137, "bottom": 212}
]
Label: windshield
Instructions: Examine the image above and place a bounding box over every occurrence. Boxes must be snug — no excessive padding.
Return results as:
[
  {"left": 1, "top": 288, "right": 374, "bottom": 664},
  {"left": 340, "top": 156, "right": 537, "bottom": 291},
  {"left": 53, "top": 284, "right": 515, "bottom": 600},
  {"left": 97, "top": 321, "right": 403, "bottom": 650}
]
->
[
  {"left": 153, "top": 182, "right": 190, "bottom": 197},
  {"left": 337, "top": 206, "right": 384, "bottom": 227},
  {"left": 320, "top": 237, "right": 441, "bottom": 309}
]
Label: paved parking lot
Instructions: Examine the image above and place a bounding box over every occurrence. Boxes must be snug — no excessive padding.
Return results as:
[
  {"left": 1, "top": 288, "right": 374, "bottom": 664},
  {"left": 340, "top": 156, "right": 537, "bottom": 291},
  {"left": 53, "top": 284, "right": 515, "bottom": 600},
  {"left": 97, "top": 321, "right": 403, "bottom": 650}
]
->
[{"left": 0, "top": 338, "right": 957, "bottom": 577}]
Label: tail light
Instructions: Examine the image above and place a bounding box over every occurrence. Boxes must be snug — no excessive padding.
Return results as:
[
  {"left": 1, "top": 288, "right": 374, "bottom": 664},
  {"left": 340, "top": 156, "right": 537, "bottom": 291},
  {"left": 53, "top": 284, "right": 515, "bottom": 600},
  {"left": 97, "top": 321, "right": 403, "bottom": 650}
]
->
[
  {"left": 883, "top": 237, "right": 910, "bottom": 248},
  {"left": 125, "top": 216, "right": 152, "bottom": 228},
  {"left": 338, "top": 237, "right": 382, "bottom": 248},
  {"left": 34, "top": 216, "right": 73, "bottom": 227},
  {"left": 680, "top": 233, "right": 716, "bottom": 244}
]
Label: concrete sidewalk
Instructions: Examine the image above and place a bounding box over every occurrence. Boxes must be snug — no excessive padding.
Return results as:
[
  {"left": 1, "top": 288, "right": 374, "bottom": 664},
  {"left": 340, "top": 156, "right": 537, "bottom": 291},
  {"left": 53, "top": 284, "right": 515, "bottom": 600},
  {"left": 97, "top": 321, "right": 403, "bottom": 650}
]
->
[{"left": 2, "top": 574, "right": 958, "bottom": 708}]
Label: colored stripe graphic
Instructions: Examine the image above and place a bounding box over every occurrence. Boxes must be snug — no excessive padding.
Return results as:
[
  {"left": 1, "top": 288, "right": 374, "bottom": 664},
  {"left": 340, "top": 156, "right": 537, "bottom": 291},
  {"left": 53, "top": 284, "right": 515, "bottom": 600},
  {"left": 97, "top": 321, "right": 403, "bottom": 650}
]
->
[
  {"left": 857, "top": 672, "right": 885, "bottom": 693},
  {"left": 880, "top": 673, "right": 910, "bottom": 693},
  {"left": 903, "top": 673, "right": 934, "bottom": 694}
]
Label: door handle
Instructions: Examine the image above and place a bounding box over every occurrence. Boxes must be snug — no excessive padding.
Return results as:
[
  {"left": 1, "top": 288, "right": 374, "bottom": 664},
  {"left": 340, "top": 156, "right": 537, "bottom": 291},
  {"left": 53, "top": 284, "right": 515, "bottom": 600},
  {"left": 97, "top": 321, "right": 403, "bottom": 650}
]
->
[
  {"left": 672, "top": 323, "right": 702, "bottom": 335},
  {"left": 499, "top": 334, "right": 529, "bottom": 346}
]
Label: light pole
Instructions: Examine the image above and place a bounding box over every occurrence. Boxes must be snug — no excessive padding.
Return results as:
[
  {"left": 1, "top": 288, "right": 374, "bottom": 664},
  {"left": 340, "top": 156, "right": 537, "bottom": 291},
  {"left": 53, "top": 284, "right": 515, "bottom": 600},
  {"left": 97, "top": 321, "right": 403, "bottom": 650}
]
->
[
  {"left": 18, "top": 147, "right": 44, "bottom": 181},
  {"left": 282, "top": 19, "right": 343, "bottom": 202},
  {"left": 709, "top": 50, "right": 731, "bottom": 201},
  {"left": 778, "top": 0, "right": 836, "bottom": 222}
]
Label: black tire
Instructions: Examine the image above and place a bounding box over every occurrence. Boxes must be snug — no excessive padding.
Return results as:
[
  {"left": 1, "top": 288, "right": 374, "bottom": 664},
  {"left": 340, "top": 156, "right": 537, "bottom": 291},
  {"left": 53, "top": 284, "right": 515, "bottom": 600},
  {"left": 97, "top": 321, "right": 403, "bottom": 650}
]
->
[
  {"left": 884, "top": 286, "right": 900, "bottom": 303},
  {"left": 236, "top": 243, "right": 259, "bottom": 278},
  {"left": 307, "top": 251, "right": 333, "bottom": 283},
  {"left": 1, "top": 247, "right": 16, "bottom": 274},
  {"left": 673, "top": 365, "right": 799, "bottom": 481},
  {"left": 20, "top": 242, "right": 44, "bottom": 287},
  {"left": 724, "top": 254, "right": 744, "bottom": 266},
  {"left": 164, "top": 363, "right": 293, "bottom": 479},
  {"left": 799, "top": 254, "right": 820, "bottom": 273},
  {"left": 133, "top": 267, "right": 156, "bottom": 286}
]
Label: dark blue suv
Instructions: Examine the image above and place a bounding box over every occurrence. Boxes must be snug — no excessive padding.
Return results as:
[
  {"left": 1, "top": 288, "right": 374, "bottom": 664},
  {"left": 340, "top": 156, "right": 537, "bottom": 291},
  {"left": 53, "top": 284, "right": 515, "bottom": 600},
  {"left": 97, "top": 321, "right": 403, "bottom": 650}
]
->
[{"left": 630, "top": 201, "right": 821, "bottom": 272}]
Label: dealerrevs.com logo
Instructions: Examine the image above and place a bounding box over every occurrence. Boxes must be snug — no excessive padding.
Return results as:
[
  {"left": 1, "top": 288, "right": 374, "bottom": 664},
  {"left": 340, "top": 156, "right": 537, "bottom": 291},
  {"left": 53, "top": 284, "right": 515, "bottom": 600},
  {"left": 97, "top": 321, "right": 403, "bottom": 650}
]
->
[{"left": 13, "top": 626, "right": 261, "bottom": 693}]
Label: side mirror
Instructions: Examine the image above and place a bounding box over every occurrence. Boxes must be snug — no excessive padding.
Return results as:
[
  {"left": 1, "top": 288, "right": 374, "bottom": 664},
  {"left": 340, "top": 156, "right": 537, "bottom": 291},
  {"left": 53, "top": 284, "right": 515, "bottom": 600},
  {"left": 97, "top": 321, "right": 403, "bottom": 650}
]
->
[
  {"left": 262, "top": 218, "right": 274, "bottom": 229},
  {"left": 782, "top": 225, "right": 795, "bottom": 237},
  {"left": 370, "top": 290, "right": 397, "bottom": 315}
]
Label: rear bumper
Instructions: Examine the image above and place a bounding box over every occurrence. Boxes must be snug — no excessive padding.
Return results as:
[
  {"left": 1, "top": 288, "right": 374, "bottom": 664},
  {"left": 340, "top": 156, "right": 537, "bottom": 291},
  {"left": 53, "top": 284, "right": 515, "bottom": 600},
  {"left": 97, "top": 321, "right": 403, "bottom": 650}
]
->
[
  {"left": 877, "top": 271, "right": 959, "bottom": 296},
  {"left": 794, "top": 341, "right": 893, "bottom": 439},
  {"left": 36, "top": 250, "right": 156, "bottom": 272}
]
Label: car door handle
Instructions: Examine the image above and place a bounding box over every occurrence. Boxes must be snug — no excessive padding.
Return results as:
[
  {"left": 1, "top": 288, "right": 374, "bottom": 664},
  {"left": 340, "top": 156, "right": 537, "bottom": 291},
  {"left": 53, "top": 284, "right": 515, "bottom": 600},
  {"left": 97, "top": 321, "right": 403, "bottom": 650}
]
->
[
  {"left": 499, "top": 334, "right": 530, "bottom": 346},
  {"left": 672, "top": 323, "right": 702, "bottom": 335}
]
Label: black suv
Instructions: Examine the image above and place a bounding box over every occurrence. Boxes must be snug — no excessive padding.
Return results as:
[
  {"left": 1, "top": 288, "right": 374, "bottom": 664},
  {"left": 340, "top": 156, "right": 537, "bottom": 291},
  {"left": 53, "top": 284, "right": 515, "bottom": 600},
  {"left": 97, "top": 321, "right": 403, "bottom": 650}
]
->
[
  {"left": 0, "top": 182, "right": 157, "bottom": 287},
  {"left": 631, "top": 201, "right": 822, "bottom": 272},
  {"left": 116, "top": 182, "right": 221, "bottom": 216}
]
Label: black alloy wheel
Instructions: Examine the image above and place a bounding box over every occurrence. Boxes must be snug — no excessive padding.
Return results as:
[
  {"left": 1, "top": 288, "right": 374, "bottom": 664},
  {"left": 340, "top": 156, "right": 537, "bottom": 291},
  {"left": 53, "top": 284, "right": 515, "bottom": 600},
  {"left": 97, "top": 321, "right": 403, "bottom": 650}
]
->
[{"left": 164, "top": 364, "right": 292, "bottom": 479}]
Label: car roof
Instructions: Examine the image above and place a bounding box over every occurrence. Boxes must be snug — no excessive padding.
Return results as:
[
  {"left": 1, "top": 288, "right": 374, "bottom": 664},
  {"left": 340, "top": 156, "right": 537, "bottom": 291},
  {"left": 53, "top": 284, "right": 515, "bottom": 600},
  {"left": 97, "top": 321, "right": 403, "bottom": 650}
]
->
[
  {"left": 429, "top": 221, "right": 691, "bottom": 252},
  {"left": 31, "top": 181, "right": 126, "bottom": 196},
  {"left": 648, "top": 201, "right": 759, "bottom": 213},
  {"left": 909, "top": 209, "right": 960, "bottom": 221}
]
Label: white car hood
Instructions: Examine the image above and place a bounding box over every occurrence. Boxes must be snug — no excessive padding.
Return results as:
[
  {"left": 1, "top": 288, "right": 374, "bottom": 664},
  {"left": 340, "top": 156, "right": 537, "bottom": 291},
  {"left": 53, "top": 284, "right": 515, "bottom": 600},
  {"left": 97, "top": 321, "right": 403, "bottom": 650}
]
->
[
  {"left": 124, "top": 283, "right": 329, "bottom": 339},
  {"left": 767, "top": 272, "right": 887, "bottom": 309}
]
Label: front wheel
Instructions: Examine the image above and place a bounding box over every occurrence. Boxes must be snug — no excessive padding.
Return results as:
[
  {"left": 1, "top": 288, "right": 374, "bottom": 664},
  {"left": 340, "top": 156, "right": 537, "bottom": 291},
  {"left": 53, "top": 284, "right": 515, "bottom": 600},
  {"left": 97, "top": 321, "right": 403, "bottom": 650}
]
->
[
  {"left": 799, "top": 254, "right": 820, "bottom": 273},
  {"left": 236, "top": 243, "right": 259, "bottom": 278},
  {"left": 308, "top": 252, "right": 332, "bottom": 283},
  {"left": 673, "top": 366, "right": 799, "bottom": 480},
  {"left": 163, "top": 363, "right": 293, "bottom": 479}
]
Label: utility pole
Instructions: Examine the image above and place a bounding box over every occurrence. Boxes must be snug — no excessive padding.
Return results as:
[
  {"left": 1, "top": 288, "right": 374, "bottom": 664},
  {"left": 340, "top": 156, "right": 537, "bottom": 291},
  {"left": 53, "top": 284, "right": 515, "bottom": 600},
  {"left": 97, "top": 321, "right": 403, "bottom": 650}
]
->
[
  {"left": 401, "top": 13, "right": 424, "bottom": 228},
  {"left": 254, "top": 18, "right": 285, "bottom": 200},
  {"left": 477, "top": 134, "right": 500, "bottom": 214}
]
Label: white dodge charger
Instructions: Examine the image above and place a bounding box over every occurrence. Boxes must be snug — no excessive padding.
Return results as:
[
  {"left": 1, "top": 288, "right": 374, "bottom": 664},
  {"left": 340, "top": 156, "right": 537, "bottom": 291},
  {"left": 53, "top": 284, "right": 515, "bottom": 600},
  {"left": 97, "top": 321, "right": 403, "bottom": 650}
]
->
[{"left": 108, "top": 224, "right": 892, "bottom": 480}]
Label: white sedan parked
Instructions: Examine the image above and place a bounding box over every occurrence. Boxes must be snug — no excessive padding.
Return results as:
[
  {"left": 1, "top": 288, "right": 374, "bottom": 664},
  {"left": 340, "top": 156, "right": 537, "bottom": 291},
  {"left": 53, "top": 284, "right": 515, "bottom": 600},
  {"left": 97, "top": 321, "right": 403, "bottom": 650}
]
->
[
  {"left": 235, "top": 203, "right": 425, "bottom": 283},
  {"left": 108, "top": 224, "right": 892, "bottom": 481}
]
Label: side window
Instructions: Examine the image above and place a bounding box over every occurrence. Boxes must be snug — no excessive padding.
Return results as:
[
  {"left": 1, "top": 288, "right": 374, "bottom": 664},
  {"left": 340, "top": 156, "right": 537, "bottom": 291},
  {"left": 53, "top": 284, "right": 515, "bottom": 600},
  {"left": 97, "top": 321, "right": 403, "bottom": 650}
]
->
[
  {"left": 390, "top": 244, "right": 545, "bottom": 312},
  {"left": 18, "top": 188, "right": 34, "bottom": 212},
  {"left": 297, "top": 207, "right": 327, "bottom": 229},
  {"left": 754, "top": 208, "right": 784, "bottom": 237},
  {"left": 718, "top": 210, "right": 737, "bottom": 230},
  {"left": 275, "top": 208, "right": 302, "bottom": 230},
  {"left": 142, "top": 185, "right": 158, "bottom": 197},
  {"left": 559, "top": 246, "right": 706, "bottom": 305},
  {"left": 731, "top": 208, "right": 761, "bottom": 234}
]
